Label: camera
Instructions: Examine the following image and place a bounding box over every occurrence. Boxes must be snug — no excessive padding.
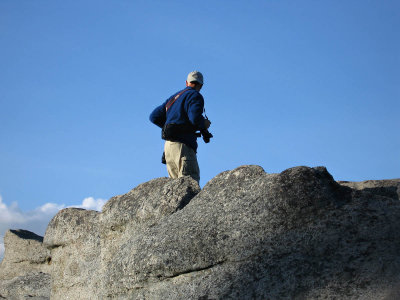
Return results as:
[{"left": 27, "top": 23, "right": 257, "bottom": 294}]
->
[
  {"left": 200, "top": 129, "right": 213, "bottom": 143},
  {"left": 196, "top": 129, "right": 213, "bottom": 143},
  {"left": 200, "top": 116, "right": 213, "bottom": 143}
]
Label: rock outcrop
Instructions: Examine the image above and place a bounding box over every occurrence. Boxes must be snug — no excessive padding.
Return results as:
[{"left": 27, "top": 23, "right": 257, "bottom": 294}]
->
[
  {"left": 1, "top": 166, "right": 400, "bottom": 299},
  {"left": 338, "top": 179, "right": 400, "bottom": 200},
  {"left": 0, "top": 229, "right": 51, "bottom": 299}
]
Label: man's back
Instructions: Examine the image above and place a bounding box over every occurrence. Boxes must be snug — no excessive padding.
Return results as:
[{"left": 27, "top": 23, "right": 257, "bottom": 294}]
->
[{"left": 150, "top": 86, "right": 206, "bottom": 152}]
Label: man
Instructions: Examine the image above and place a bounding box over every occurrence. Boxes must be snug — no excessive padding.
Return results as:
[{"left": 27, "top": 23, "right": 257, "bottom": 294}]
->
[{"left": 149, "top": 71, "right": 211, "bottom": 183}]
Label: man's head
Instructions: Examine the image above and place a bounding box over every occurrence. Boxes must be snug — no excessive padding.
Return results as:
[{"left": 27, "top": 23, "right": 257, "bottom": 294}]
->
[{"left": 186, "top": 71, "right": 203, "bottom": 91}]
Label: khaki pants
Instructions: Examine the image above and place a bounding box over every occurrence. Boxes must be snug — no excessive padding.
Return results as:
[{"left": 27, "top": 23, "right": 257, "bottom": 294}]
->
[{"left": 164, "top": 141, "right": 200, "bottom": 183}]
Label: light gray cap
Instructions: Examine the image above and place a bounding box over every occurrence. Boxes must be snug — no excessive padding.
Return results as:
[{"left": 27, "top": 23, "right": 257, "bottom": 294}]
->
[{"left": 187, "top": 71, "right": 204, "bottom": 85}]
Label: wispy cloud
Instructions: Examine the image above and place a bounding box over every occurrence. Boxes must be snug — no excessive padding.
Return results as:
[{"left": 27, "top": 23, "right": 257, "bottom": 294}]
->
[
  {"left": 0, "top": 195, "right": 106, "bottom": 261},
  {"left": 72, "top": 197, "right": 107, "bottom": 211}
]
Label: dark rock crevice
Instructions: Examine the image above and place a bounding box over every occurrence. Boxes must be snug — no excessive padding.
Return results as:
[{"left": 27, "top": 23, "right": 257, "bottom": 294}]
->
[{"left": 163, "top": 260, "right": 226, "bottom": 279}]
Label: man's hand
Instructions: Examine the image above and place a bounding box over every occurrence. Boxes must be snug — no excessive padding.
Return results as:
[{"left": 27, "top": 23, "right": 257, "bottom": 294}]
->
[{"left": 204, "top": 119, "right": 211, "bottom": 129}]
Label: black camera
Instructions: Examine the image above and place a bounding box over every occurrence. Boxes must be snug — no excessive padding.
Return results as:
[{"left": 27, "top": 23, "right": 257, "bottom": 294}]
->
[
  {"left": 200, "top": 116, "right": 213, "bottom": 143},
  {"left": 200, "top": 129, "right": 213, "bottom": 143},
  {"left": 196, "top": 129, "right": 213, "bottom": 143}
]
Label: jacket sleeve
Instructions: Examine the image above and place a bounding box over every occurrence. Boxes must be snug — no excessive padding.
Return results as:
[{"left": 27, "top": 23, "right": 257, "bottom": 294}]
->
[
  {"left": 149, "top": 103, "right": 166, "bottom": 128},
  {"left": 185, "top": 93, "right": 206, "bottom": 130}
]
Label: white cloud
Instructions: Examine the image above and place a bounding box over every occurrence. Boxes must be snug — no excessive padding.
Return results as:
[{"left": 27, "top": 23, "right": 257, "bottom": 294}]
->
[
  {"left": 0, "top": 195, "right": 106, "bottom": 261},
  {"left": 69, "top": 197, "right": 106, "bottom": 211}
]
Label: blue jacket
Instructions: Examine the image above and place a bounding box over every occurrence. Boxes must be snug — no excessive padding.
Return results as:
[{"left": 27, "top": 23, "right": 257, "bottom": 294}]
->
[{"left": 149, "top": 87, "right": 206, "bottom": 152}]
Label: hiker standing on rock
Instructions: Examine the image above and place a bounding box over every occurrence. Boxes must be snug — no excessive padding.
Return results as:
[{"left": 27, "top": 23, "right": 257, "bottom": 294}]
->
[{"left": 149, "top": 71, "right": 212, "bottom": 184}]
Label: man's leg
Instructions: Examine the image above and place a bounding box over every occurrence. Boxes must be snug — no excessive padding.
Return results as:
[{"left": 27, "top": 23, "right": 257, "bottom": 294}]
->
[
  {"left": 179, "top": 143, "right": 200, "bottom": 183},
  {"left": 164, "top": 141, "right": 181, "bottom": 178},
  {"left": 164, "top": 141, "right": 200, "bottom": 183}
]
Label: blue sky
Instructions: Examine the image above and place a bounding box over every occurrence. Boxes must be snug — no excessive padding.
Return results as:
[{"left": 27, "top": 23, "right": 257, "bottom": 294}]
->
[{"left": 0, "top": 0, "right": 399, "bottom": 256}]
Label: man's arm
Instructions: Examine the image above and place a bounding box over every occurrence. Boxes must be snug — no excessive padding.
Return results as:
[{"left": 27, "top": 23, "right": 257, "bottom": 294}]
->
[
  {"left": 149, "top": 103, "right": 166, "bottom": 128},
  {"left": 185, "top": 93, "right": 207, "bottom": 130}
]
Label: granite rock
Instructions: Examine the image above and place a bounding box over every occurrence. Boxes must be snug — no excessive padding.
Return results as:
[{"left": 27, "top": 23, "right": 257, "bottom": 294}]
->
[
  {"left": 0, "top": 272, "right": 51, "bottom": 300},
  {"left": 338, "top": 178, "right": 400, "bottom": 200},
  {"left": 101, "top": 166, "right": 400, "bottom": 299},
  {"left": 0, "top": 230, "right": 51, "bottom": 299},
  {"left": 2, "top": 166, "right": 400, "bottom": 299},
  {"left": 43, "top": 208, "right": 100, "bottom": 300}
]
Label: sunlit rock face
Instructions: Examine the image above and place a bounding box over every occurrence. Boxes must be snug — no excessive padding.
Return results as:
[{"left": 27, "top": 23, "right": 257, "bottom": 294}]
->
[
  {"left": 0, "top": 229, "right": 51, "bottom": 299},
  {"left": 1, "top": 166, "right": 400, "bottom": 299}
]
